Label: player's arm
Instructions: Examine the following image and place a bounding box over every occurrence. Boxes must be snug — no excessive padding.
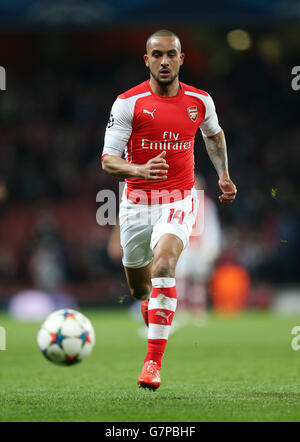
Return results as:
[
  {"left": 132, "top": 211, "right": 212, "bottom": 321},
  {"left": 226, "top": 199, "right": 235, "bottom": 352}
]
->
[
  {"left": 102, "top": 154, "right": 140, "bottom": 179},
  {"left": 102, "top": 152, "right": 168, "bottom": 181},
  {"left": 202, "top": 130, "right": 236, "bottom": 204},
  {"left": 202, "top": 129, "right": 228, "bottom": 179},
  {"left": 199, "top": 95, "right": 237, "bottom": 204},
  {"left": 101, "top": 97, "right": 168, "bottom": 181}
]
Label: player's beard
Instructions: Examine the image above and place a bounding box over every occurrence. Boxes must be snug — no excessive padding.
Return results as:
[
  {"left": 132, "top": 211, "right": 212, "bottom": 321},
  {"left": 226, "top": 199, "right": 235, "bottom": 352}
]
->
[{"left": 150, "top": 69, "right": 179, "bottom": 86}]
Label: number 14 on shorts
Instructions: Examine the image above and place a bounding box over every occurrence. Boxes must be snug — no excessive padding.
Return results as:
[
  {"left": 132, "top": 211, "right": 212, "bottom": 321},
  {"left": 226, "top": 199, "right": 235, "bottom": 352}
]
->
[
  {"left": 167, "top": 196, "right": 196, "bottom": 225},
  {"left": 167, "top": 208, "right": 185, "bottom": 224}
]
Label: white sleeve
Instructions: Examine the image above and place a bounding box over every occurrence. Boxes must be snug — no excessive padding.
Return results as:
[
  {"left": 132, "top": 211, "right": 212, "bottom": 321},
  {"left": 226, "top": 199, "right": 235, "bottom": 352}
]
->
[
  {"left": 199, "top": 94, "right": 221, "bottom": 137},
  {"left": 102, "top": 98, "right": 133, "bottom": 157}
]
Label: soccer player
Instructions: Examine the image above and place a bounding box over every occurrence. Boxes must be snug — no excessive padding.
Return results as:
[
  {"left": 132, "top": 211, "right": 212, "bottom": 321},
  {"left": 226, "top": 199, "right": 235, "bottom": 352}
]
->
[{"left": 101, "top": 29, "right": 237, "bottom": 390}]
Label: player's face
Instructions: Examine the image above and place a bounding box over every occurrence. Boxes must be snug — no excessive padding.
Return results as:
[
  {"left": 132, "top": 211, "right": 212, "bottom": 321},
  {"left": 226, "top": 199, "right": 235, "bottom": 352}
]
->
[{"left": 144, "top": 36, "right": 184, "bottom": 86}]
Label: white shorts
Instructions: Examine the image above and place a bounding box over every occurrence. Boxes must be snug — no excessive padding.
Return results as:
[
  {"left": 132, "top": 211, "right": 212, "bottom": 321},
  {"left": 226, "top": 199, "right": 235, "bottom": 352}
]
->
[{"left": 119, "top": 187, "right": 199, "bottom": 268}]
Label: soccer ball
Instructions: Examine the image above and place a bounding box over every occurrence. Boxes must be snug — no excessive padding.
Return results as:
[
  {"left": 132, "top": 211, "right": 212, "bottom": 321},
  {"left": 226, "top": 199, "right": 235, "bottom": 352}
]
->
[{"left": 37, "top": 309, "right": 95, "bottom": 365}]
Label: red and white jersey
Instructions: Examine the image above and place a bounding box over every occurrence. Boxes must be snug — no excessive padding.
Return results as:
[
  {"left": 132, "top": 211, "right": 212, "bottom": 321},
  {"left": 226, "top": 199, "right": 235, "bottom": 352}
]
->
[{"left": 102, "top": 80, "right": 221, "bottom": 204}]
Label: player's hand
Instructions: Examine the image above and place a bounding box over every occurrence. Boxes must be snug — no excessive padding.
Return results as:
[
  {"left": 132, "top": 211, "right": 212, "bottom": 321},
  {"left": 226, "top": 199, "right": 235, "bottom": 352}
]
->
[
  {"left": 138, "top": 151, "right": 169, "bottom": 180},
  {"left": 218, "top": 176, "right": 237, "bottom": 205}
]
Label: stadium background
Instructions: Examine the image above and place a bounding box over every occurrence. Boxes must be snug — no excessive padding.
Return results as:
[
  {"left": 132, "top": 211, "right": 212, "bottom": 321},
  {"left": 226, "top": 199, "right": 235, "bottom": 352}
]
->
[{"left": 0, "top": 0, "right": 300, "bottom": 315}]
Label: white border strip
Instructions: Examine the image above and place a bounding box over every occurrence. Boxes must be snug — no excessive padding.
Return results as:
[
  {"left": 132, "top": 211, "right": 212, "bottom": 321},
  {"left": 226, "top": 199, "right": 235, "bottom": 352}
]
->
[
  {"left": 149, "top": 296, "right": 177, "bottom": 312},
  {"left": 148, "top": 323, "right": 170, "bottom": 340}
]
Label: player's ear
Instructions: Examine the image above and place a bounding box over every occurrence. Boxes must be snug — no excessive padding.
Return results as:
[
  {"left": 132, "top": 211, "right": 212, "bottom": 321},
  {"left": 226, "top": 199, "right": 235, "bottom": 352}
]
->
[
  {"left": 180, "top": 52, "right": 185, "bottom": 66},
  {"left": 144, "top": 54, "right": 149, "bottom": 67}
]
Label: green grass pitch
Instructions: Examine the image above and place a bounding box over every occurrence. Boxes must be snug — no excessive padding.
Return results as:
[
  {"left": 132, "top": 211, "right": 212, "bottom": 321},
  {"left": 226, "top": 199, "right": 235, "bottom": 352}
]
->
[{"left": 0, "top": 308, "right": 300, "bottom": 422}]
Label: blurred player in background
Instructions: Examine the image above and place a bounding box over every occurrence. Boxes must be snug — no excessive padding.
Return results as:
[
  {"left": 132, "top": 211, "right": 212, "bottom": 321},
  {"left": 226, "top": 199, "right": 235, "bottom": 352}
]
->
[
  {"left": 107, "top": 217, "right": 122, "bottom": 263},
  {"left": 0, "top": 180, "right": 7, "bottom": 203},
  {"left": 176, "top": 174, "right": 222, "bottom": 323},
  {"left": 101, "top": 29, "right": 237, "bottom": 390}
]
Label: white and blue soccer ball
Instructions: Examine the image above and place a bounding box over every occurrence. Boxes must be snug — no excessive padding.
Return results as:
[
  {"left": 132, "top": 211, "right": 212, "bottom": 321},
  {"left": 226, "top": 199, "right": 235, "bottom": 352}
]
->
[{"left": 37, "top": 309, "right": 95, "bottom": 365}]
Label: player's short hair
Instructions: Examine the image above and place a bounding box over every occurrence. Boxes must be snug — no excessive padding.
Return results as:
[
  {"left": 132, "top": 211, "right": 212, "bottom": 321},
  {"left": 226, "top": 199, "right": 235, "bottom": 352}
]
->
[{"left": 146, "top": 29, "right": 182, "bottom": 53}]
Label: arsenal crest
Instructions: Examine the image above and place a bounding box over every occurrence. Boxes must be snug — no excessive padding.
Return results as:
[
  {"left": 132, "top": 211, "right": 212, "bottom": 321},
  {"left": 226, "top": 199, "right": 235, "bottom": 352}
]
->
[{"left": 187, "top": 106, "right": 198, "bottom": 123}]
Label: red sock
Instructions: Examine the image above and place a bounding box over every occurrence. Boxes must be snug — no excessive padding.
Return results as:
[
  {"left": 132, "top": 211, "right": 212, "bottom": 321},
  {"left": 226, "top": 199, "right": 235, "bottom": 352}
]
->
[{"left": 144, "top": 277, "right": 177, "bottom": 369}]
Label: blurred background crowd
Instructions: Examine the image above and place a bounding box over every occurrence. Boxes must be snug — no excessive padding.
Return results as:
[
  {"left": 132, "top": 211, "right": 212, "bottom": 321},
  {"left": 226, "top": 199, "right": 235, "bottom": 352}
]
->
[{"left": 0, "top": 0, "right": 299, "bottom": 316}]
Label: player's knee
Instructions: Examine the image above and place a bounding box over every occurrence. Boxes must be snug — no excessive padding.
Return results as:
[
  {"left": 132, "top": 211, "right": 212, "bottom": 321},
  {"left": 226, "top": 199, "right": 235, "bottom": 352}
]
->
[
  {"left": 151, "top": 255, "right": 175, "bottom": 278},
  {"left": 129, "top": 284, "right": 151, "bottom": 301}
]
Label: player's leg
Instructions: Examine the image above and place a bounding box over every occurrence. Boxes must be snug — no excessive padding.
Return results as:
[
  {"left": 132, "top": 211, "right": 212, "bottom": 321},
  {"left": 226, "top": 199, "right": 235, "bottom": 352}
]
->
[
  {"left": 124, "top": 263, "right": 152, "bottom": 326},
  {"left": 187, "top": 256, "right": 213, "bottom": 323},
  {"left": 151, "top": 233, "right": 183, "bottom": 278},
  {"left": 175, "top": 250, "right": 194, "bottom": 313},
  {"left": 137, "top": 233, "right": 183, "bottom": 389},
  {"left": 176, "top": 251, "right": 207, "bottom": 322},
  {"left": 119, "top": 193, "right": 153, "bottom": 307},
  {"left": 138, "top": 191, "right": 199, "bottom": 389},
  {"left": 124, "top": 262, "right": 152, "bottom": 301},
  {"left": 188, "top": 280, "right": 207, "bottom": 321},
  {"left": 145, "top": 234, "right": 182, "bottom": 357}
]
